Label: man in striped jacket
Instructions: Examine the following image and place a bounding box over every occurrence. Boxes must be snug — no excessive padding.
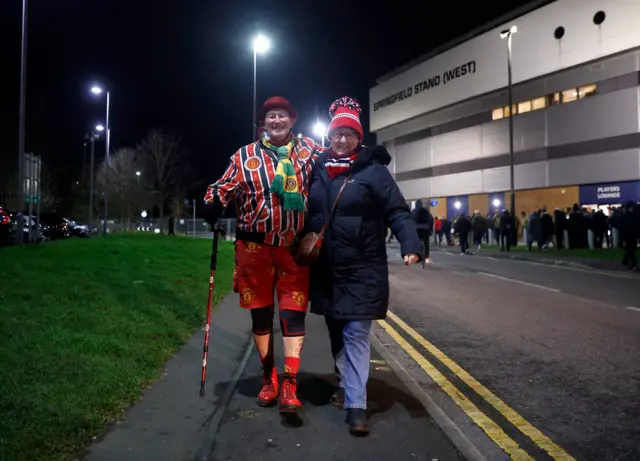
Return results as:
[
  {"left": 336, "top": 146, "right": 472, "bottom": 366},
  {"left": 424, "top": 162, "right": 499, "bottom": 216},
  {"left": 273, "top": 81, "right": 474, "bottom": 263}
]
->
[{"left": 203, "top": 96, "right": 323, "bottom": 413}]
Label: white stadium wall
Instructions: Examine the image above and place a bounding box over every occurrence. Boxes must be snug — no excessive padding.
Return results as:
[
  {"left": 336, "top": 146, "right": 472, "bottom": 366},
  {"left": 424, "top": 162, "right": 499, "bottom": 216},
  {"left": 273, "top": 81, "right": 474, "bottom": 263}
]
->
[{"left": 369, "top": 0, "right": 640, "bottom": 132}]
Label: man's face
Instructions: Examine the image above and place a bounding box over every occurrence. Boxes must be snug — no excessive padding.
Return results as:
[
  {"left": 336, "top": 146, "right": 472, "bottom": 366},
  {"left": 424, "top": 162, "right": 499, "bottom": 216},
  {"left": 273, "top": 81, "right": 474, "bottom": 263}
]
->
[
  {"left": 329, "top": 128, "right": 359, "bottom": 155},
  {"left": 264, "top": 109, "right": 292, "bottom": 142}
]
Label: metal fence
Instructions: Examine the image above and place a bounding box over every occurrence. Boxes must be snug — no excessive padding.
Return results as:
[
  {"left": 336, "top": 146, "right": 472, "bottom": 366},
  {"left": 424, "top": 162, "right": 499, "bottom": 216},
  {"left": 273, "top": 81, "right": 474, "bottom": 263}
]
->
[{"left": 127, "top": 217, "right": 237, "bottom": 240}]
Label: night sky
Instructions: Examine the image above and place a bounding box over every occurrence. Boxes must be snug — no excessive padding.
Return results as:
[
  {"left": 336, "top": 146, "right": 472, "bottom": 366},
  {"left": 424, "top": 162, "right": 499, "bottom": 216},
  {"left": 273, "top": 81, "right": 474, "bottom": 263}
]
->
[{"left": 1, "top": 0, "right": 532, "bottom": 200}]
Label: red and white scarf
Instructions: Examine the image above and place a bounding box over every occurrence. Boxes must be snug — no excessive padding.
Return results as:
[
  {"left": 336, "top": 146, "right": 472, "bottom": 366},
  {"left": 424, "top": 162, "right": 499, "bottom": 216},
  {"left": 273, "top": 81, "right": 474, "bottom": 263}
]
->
[{"left": 325, "top": 150, "right": 358, "bottom": 179}]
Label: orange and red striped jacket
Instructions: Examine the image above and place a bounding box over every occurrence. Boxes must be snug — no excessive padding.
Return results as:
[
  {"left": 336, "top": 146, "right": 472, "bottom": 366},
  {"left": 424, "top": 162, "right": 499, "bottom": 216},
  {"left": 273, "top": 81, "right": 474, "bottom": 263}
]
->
[{"left": 204, "top": 136, "right": 323, "bottom": 246}]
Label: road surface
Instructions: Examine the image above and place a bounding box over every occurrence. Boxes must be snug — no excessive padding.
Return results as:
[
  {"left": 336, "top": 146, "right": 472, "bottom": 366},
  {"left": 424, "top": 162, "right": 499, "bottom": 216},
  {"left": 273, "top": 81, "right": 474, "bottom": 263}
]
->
[{"left": 378, "top": 245, "right": 640, "bottom": 460}]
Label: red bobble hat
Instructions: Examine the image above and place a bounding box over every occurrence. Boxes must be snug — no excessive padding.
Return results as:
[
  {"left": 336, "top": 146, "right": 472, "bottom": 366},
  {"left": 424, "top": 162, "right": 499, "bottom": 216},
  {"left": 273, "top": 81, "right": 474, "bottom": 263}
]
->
[{"left": 327, "top": 96, "right": 363, "bottom": 140}]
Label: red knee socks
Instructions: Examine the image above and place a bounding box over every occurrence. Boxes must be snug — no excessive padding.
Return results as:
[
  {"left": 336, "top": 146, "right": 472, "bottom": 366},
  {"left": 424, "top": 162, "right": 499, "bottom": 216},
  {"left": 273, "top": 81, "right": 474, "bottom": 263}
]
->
[{"left": 284, "top": 357, "right": 300, "bottom": 376}]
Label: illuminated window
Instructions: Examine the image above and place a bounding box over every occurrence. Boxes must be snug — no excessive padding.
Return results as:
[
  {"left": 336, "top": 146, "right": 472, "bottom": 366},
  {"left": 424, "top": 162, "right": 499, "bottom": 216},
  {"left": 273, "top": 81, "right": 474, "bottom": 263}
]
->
[
  {"left": 562, "top": 89, "right": 578, "bottom": 103},
  {"left": 532, "top": 97, "right": 547, "bottom": 110},
  {"left": 518, "top": 100, "right": 532, "bottom": 114},
  {"left": 503, "top": 104, "right": 517, "bottom": 117},
  {"left": 578, "top": 83, "right": 596, "bottom": 98},
  {"left": 492, "top": 108, "right": 504, "bottom": 120},
  {"left": 551, "top": 93, "right": 561, "bottom": 105}
]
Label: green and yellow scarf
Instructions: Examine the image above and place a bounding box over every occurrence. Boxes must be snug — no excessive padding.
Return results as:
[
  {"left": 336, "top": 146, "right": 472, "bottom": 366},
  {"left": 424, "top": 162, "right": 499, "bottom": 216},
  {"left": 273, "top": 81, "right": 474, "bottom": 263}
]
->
[{"left": 261, "top": 134, "right": 305, "bottom": 212}]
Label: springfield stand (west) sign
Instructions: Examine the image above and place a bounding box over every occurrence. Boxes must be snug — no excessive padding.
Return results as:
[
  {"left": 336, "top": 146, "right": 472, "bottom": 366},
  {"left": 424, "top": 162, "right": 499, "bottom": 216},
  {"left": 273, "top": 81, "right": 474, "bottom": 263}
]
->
[{"left": 373, "top": 61, "right": 477, "bottom": 112}]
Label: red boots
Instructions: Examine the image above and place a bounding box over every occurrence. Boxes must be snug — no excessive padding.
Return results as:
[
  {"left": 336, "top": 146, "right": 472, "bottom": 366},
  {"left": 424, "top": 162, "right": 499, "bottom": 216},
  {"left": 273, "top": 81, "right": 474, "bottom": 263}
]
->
[
  {"left": 279, "top": 373, "right": 302, "bottom": 412},
  {"left": 256, "top": 368, "right": 302, "bottom": 412},
  {"left": 257, "top": 367, "right": 279, "bottom": 407}
]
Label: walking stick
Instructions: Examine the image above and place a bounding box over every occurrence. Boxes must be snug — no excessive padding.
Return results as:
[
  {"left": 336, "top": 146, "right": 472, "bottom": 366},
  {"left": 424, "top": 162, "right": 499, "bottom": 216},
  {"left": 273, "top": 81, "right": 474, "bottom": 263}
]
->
[{"left": 199, "top": 225, "right": 226, "bottom": 397}]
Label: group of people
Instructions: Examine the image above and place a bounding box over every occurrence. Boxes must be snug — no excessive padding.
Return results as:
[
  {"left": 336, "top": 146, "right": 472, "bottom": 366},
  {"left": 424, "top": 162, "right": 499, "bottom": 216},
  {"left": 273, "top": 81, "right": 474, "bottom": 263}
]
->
[
  {"left": 521, "top": 204, "right": 639, "bottom": 271},
  {"left": 429, "top": 210, "right": 516, "bottom": 254},
  {"left": 413, "top": 204, "right": 639, "bottom": 271},
  {"left": 203, "top": 95, "right": 422, "bottom": 435}
]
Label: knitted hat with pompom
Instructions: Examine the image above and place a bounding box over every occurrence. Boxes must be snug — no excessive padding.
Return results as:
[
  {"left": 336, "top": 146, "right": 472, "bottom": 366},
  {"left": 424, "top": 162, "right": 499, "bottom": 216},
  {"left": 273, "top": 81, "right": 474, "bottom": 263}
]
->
[{"left": 327, "top": 96, "right": 363, "bottom": 140}]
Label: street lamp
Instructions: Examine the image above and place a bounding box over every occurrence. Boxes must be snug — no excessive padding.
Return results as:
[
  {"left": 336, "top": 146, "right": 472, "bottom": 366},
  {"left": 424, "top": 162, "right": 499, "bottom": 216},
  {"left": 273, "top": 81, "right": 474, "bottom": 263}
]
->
[
  {"left": 252, "top": 34, "right": 270, "bottom": 140},
  {"left": 500, "top": 25, "right": 517, "bottom": 224},
  {"left": 90, "top": 85, "right": 111, "bottom": 236},
  {"left": 136, "top": 171, "right": 141, "bottom": 184},
  {"left": 87, "top": 124, "right": 104, "bottom": 236},
  {"left": 16, "top": 0, "right": 29, "bottom": 245},
  {"left": 313, "top": 121, "right": 327, "bottom": 147}
]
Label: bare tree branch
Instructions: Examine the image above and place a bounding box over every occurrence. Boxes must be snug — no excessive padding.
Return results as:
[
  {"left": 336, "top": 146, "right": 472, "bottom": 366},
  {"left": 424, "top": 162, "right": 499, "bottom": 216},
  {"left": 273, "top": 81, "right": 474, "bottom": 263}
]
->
[{"left": 135, "top": 129, "right": 186, "bottom": 221}]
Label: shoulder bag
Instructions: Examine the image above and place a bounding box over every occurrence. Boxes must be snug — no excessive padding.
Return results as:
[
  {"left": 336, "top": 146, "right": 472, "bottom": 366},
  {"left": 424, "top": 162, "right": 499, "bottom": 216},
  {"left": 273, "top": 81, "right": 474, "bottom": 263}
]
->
[{"left": 294, "top": 175, "right": 351, "bottom": 266}]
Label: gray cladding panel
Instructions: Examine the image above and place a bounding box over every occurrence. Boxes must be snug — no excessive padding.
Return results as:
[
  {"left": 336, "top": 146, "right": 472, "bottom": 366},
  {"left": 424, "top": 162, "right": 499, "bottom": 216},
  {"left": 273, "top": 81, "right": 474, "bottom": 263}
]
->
[
  {"left": 431, "top": 126, "right": 482, "bottom": 166},
  {"left": 548, "top": 149, "right": 640, "bottom": 186},
  {"left": 395, "top": 137, "right": 431, "bottom": 173},
  {"left": 547, "top": 88, "right": 640, "bottom": 145}
]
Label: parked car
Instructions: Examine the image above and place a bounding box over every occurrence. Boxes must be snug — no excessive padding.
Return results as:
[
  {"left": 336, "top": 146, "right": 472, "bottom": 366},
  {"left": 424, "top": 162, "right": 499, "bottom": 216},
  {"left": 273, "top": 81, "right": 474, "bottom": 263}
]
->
[
  {"left": 66, "top": 219, "right": 89, "bottom": 237},
  {"left": 0, "top": 206, "right": 12, "bottom": 246},
  {"left": 10, "top": 213, "right": 45, "bottom": 244},
  {"left": 39, "top": 213, "right": 72, "bottom": 240}
]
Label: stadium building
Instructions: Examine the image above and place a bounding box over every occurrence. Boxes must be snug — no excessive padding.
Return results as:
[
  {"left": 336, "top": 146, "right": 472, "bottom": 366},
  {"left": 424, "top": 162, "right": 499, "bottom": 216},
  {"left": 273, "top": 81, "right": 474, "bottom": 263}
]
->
[{"left": 369, "top": 0, "right": 640, "bottom": 219}]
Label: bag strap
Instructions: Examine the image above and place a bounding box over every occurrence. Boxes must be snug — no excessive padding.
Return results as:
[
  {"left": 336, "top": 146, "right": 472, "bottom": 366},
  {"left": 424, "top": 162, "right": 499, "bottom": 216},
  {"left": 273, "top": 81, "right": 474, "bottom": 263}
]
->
[{"left": 319, "top": 175, "right": 351, "bottom": 237}]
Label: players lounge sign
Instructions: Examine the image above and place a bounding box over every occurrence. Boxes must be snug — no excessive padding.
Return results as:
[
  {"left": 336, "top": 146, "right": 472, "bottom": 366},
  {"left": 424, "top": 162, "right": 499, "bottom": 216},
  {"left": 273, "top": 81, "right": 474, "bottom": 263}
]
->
[
  {"left": 373, "top": 61, "right": 477, "bottom": 112},
  {"left": 596, "top": 186, "right": 621, "bottom": 200}
]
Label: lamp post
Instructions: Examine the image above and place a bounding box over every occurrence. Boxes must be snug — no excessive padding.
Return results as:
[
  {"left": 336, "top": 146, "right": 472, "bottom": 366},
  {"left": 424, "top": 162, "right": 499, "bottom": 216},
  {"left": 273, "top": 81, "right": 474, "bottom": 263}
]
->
[
  {"left": 313, "top": 121, "right": 327, "bottom": 147},
  {"left": 91, "top": 86, "right": 111, "bottom": 236},
  {"left": 252, "top": 34, "right": 270, "bottom": 139},
  {"left": 88, "top": 124, "right": 105, "bottom": 235},
  {"left": 16, "top": 0, "right": 28, "bottom": 245},
  {"left": 500, "top": 25, "right": 517, "bottom": 221}
]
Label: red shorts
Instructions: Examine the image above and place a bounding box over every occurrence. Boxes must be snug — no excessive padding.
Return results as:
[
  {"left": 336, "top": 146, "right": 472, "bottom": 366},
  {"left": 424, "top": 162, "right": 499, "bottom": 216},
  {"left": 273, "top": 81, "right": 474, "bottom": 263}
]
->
[{"left": 233, "top": 240, "right": 309, "bottom": 312}]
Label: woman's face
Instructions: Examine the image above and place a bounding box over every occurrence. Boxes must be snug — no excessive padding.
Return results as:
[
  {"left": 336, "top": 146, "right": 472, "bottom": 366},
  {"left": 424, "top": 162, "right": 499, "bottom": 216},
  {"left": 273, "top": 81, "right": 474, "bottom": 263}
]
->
[{"left": 329, "top": 128, "right": 359, "bottom": 155}]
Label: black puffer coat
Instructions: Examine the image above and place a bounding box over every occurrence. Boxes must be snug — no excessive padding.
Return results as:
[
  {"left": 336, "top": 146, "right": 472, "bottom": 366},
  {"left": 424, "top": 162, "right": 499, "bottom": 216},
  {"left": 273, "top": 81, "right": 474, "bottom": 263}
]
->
[{"left": 306, "top": 145, "right": 422, "bottom": 320}]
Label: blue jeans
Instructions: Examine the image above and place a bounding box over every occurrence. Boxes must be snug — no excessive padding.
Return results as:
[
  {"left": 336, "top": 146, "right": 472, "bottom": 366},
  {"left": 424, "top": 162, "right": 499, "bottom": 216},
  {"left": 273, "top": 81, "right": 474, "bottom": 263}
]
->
[{"left": 325, "top": 317, "right": 373, "bottom": 410}]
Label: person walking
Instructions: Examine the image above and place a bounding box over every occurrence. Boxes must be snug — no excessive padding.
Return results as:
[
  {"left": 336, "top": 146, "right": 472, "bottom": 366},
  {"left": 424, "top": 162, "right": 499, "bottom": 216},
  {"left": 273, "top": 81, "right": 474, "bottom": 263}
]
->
[
  {"left": 305, "top": 96, "right": 421, "bottom": 435},
  {"left": 434, "top": 216, "right": 443, "bottom": 245},
  {"left": 203, "top": 96, "right": 323, "bottom": 413},
  {"left": 455, "top": 213, "right": 471, "bottom": 254},
  {"left": 412, "top": 199, "right": 433, "bottom": 266},
  {"left": 621, "top": 200, "right": 638, "bottom": 272},
  {"left": 500, "top": 209, "right": 515, "bottom": 251},
  {"left": 471, "top": 210, "right": 488, "bottom": 252}
]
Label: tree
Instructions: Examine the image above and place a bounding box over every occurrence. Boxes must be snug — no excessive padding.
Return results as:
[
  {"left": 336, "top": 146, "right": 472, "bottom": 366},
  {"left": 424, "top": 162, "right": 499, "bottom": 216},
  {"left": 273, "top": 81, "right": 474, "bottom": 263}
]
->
[
  {"left": 38, "top": 164, "right": 61, "bottom": 210},
  {"left": 96, "top": 148, "right": 149, "bottom": 230},
  {"left": 136, "top": 129, "right": 186, "bottom": 225}
]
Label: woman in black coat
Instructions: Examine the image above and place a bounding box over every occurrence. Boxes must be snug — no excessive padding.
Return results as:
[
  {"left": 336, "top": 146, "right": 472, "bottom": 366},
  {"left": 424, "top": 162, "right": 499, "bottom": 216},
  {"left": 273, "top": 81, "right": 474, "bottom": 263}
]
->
[{"left": 305, "top": 96, "right": 422, "bottom": 435}]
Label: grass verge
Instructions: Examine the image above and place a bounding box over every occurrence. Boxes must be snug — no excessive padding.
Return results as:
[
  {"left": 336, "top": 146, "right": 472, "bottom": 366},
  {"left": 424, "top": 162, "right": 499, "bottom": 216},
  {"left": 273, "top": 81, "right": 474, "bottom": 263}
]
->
[{"left": 0, "top": 234, "right": 234, "bottom": 461}]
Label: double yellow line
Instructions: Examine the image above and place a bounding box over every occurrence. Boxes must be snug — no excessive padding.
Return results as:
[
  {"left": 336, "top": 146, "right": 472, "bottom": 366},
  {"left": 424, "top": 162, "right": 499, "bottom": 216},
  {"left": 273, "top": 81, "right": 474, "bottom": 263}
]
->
[{"left": 378, "top": 311, "right": 576, "bottom": 461}]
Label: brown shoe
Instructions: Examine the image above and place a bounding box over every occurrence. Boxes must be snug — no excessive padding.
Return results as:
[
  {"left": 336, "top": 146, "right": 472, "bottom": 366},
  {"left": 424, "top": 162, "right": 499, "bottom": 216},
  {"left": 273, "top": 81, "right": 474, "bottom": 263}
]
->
[
  {"left": 330, "top": 387, "right": 345, "bottom": 408},
  {"left": 279, "top": 373, "right": 302, "bottom": 413},
  {"left": 257, "top": 367, "right": 278, "bottom": 407}
]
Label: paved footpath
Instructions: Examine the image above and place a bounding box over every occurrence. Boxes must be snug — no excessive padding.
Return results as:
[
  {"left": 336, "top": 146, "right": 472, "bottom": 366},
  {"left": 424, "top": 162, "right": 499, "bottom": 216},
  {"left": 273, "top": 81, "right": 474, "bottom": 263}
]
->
[{"left": 83, "top": 294, "right": 464, "bottom": 461}]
